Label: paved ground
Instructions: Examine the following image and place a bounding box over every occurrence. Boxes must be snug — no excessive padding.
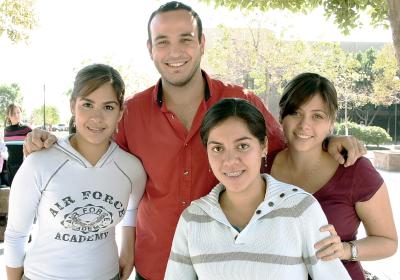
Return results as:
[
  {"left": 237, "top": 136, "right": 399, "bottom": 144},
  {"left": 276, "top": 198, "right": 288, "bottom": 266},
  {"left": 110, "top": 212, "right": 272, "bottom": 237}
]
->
[{"left": 1, "top": 154, "right": 399, "bottom": 279}]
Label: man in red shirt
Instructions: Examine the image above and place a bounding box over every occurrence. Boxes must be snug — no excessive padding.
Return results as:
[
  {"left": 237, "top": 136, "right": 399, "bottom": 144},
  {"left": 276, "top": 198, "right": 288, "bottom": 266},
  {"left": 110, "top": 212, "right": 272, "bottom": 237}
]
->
[{"left": 25, "top": 2, "right": 365, "bottom": 279}]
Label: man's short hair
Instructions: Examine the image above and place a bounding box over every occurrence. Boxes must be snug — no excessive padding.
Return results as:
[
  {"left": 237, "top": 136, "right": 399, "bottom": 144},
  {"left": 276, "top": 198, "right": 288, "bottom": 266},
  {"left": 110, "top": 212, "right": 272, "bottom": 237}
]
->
[{"left": 147, "top": 1, "right": 203, "bottom": 44}]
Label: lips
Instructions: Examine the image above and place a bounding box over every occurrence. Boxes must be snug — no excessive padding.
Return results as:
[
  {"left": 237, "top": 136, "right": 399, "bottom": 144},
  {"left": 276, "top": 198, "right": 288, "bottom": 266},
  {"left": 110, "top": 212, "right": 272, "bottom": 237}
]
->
[
  {"left": 87, "top": 126, "right": 105, "bottom": 133},
  {"left": 166, "top": 61, "right": 187, "bottom": 68},
  {"left": 294, "top": 132, "right": 312, "bottom": 139},
  {"left": 224, "top": 170, "right": 244, "bottom": 177}
]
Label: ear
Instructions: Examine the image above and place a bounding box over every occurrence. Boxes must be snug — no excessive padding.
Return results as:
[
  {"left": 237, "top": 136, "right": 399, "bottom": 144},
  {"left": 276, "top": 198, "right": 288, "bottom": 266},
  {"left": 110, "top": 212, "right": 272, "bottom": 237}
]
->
[
  {"left": 147, "top": 40, "right": 153, "bottom": 60},
  {"left": 200, "top": 33, "right": 205, "bottom": 55}
]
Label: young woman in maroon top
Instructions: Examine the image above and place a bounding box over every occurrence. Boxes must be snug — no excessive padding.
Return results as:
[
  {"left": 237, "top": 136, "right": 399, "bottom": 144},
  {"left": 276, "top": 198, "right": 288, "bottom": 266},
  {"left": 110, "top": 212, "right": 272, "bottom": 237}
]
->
[{"left": 267, "top": 73, "right": 397, "bottom": 280}]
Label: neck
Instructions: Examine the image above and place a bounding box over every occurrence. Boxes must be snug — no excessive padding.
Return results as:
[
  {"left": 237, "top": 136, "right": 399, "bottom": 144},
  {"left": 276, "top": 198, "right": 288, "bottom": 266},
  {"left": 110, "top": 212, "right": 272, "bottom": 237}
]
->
[
  {"left": 162, "top": 70, "right": 205, "bottom": 106},
  {"left": 285, "top": 146, "right": 325, "bottom": 173},
  {"left": 221, "top": 176, "right": 266, "bottom": 214},
  {"left": 69, "top": 135, "right": 110, "bottom": 166}
]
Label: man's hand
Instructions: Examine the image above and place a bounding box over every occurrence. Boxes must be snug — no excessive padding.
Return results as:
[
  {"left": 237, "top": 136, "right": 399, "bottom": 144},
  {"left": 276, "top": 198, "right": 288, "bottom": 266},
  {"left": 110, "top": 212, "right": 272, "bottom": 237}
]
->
[
  {"left": 23, "top": 128, "right": 58, "bottom": 156},
  {"left": 326, "top": 135, "right": 366, "bottom": 167}
]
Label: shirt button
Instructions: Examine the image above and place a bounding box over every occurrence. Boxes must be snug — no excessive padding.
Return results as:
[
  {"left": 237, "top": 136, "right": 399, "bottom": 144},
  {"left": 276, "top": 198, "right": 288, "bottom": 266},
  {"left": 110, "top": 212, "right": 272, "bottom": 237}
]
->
[
  {"left": 280, "top": 193, "right": 285, "bottom": 198},
  {"left": 268, "top": 202, "right": 274, "bottom": 207},
  {"left": 256, "top": 210, "right": 261, "bottom": 214},
  {"left": 183, "top": 171, "right": 189, "bottom": 176},
  {"left": 182, "top": 201, "right": 186, "bottom": 206}
]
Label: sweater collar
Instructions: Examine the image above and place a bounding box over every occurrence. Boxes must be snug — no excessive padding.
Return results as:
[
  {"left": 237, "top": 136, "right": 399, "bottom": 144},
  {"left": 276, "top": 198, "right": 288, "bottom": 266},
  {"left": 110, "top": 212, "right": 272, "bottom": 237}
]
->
[
  {"left": 193, "top": 174, "right": 306, "bottom": 218},
  {"left": 54, "top": 135, "right": 118, "bottom": 168}
]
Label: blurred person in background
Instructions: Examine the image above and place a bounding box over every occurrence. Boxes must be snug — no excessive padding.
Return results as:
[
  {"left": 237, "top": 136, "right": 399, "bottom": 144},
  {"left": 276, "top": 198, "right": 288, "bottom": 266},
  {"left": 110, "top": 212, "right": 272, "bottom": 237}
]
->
[{"left": 4, "top": 104, "right": 32, "bottom": 184}]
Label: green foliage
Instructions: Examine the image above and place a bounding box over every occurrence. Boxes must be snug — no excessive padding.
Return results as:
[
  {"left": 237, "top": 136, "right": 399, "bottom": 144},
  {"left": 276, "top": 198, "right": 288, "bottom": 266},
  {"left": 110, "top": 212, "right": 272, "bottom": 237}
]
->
[
  {"left": 205, "top": 24, "right": 354, "bottom": 100},
  {"left": 335, "top": 121, "right": 392, "bottom": 146},
  {"left": 0, "top": 0, "right": 37, "bottom": 42},
  {"left": 200, "top": 0, "right": 389, "bottom": 34},
  {"left": 0, "top": 83, "right": 22, "bottom": 125},
  {"left": 372, "top": 44, "right": 400, "bottom": 105},
  {"left": 31, "top": 105, "right": 60, "bottom": 126},
  {"left": 366, "top": 126, "right": 392, "bottom": 146}
]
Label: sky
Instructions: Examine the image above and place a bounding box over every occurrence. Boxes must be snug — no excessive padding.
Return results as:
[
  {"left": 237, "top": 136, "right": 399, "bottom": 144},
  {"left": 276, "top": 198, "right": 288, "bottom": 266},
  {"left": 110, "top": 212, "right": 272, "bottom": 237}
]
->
[{"left": 0, "top": 0, "right": 393, "bottom": 123}]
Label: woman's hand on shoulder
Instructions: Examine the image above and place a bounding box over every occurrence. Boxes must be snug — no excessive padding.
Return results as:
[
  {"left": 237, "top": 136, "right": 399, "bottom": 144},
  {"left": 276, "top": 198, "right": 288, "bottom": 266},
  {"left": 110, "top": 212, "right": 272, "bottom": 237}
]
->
[{"left": 314, "top": 224, "right": 348, "bottom": 261}]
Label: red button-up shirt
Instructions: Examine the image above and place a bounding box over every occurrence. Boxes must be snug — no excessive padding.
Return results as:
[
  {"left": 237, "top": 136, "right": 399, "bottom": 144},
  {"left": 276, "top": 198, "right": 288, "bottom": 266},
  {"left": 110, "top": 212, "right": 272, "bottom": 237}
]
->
[{"left": 115, "top": 71, "right": 285, "bottom": 280}]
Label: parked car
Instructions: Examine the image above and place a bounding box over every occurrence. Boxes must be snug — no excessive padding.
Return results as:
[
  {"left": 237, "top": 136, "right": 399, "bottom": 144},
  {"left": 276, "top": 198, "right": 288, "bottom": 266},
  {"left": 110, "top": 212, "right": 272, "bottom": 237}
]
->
[{"left": 52, "top": 124, "right": 68, "bottom": 132}]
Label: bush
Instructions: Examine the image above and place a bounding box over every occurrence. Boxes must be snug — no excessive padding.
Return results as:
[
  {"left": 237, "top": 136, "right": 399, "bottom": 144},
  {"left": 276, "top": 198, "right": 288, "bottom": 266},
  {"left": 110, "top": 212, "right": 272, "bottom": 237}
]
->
[{"left": 335, "top": 122, "right": 392, "bottom": 147}]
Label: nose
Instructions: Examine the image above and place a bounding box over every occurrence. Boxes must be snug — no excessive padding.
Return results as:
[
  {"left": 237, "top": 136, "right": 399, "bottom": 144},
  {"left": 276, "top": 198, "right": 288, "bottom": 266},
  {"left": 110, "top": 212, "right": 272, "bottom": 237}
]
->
[
  {"left": 168, "top": 42, "right": 184, "bottom": 57},
  {"left": 89, "top": 108, "right": 104, "bottom": 121},
  {"left": 223, "top": 150, "right": 239, "bottom": 166},
  {"left": 298, "top": 115, "right": 311, "bottom": 128}
]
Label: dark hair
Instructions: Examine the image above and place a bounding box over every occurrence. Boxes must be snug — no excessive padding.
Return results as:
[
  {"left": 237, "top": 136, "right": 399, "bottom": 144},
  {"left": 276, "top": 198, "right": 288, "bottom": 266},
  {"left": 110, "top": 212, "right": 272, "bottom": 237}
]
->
[
  {"left": 69, "top": 64, "right": 125, "bottom": 133},
  {"left": 5, "top": 104, "right": 22, "bottom": 126},
  {"left": 200, "top": 98, "right": 267, "bottom": 146},
  {"left": 147, "top": 1, "right": 203, "bottom": 44},
  {"left": 279, "top": 72, "right": 338, "bottom": 122}
]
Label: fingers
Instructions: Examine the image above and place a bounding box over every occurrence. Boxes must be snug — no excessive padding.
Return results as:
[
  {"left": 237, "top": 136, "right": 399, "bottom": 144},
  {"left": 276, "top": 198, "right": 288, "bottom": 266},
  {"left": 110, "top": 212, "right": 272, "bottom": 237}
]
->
[
  {"left": 343, "top": 137, "right": 366, "bottom": 167},
  {"left": 314, "top": 233, "right": 340, "bottom": 250},
  {"left": 44, "top": 134, "right": 58, "bottom": 148},
  {"left": 315, "top": 224, "right": 344, "bottom": 261},
  {"left": 24, "top": 128, "right": 57, "bottom": 156},
  {"left": 319, "top": 224, "right": 337, "bottom": 235},
  {"left": 23, "top": 132, "right": 43, "bottom": 156},
  {"left": 316, "top": 241, "right": 344, "bottom": 261},
  {"left": 333, "top": 151, "right": 345, "bottom": 165},
  {"left": 343, "top": 137, "right": 358, "bottom": 167},
  {"left": 327, "top": 135, "right": 365, "bottom": 167},
  {"left": 119, "top": 265, "right": 133, "bottom": 280}
]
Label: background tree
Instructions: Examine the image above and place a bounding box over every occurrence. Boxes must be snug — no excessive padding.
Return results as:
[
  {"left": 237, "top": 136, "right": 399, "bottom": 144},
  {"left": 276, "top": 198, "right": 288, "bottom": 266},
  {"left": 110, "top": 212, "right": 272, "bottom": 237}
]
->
[
  {"left": 31, "top": 105, "right": 60, "bottom": 127},
  {"left": 200, "top": 0, "right": 400, "bottom": 69},
  {"left": 64, "top": 58, "right": 154, "bottom": 100},
  {"left": 351, "top": 48, "right": 378, "bottom": 125},
  {"left": 0, "top": 83, "right": 23, "bottom": 126},
  {"left": 373, "top": 44, "right": 400, "bottom": 105},
  {"left": 0, "top": 0, "right": 37, "bottom": 42}
]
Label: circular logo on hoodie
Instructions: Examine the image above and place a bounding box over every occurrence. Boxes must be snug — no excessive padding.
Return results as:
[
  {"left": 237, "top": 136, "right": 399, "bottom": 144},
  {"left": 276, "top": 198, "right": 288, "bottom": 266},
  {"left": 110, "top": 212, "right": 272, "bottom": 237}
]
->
[{"left": 61, "top": 204, "right": 113, "bottom": 234}]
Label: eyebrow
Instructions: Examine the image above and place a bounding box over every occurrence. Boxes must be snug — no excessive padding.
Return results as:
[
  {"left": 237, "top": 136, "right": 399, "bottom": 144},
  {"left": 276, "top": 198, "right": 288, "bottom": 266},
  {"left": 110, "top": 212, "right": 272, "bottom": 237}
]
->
[
  {"left": 153, "top": 32, "right": 195, "bottom": 42},
  {"left": 207, "top": 136, "right": 253, "bottom": 145},
  {"left": 80, "top": 97, "right": 119, "bottom": 105},
  {"left": 297, "top": 108, "right": 328, "bottom": 114}
]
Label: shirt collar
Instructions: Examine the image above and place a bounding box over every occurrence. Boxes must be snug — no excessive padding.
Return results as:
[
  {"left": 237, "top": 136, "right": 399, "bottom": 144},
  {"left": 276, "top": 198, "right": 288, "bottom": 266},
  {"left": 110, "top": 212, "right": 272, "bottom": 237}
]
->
[{"left": 153, "top": 70, "right": 211, "bottom": 107}]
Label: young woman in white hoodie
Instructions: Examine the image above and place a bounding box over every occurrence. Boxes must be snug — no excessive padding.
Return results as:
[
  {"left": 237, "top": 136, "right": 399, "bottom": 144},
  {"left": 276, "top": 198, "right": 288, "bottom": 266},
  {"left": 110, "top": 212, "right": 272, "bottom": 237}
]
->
[{"left": 5, "top": 64, "right": 146, "bottom": 280}]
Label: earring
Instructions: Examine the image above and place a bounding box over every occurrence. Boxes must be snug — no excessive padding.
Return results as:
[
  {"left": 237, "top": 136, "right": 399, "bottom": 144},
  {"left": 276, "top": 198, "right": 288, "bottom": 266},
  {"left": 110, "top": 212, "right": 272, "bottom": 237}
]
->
[
  {"left": 115, "top": 126, "right": 119, "bottom": 134},
  {"left": 264, "top": 154, "right": 268, "bottom": 168}
]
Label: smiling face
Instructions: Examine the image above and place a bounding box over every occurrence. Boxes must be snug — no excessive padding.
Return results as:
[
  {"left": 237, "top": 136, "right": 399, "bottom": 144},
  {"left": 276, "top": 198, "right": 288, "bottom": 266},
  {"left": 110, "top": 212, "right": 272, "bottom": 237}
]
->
[
  {"left": 70, "top": 82, "right": 122, "bottom": 153},
  {"left": 147, "top": 9, "right": 205, "bottom": 87},
  {"left": 206, "top": 117, "right": 267, "bottom": 194},
  {"left": 282, "top": 93, "right": 333, "bottom": 153}
]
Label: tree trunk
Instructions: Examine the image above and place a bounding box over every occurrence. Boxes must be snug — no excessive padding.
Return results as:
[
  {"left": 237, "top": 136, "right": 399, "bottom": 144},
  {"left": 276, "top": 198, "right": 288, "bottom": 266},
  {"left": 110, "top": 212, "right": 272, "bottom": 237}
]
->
[{"left": 387, "top": 0, "right": 400, "bottom": 69}]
